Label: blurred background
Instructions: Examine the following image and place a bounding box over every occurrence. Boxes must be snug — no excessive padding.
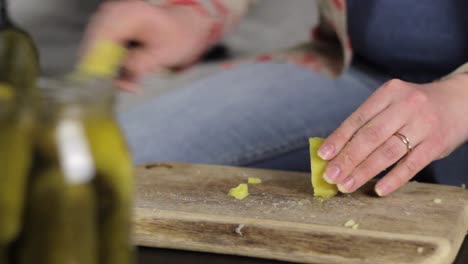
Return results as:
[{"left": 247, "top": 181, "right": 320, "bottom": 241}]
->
[{"left": 10, "top": 0, "right": 318, "bottom": 111}]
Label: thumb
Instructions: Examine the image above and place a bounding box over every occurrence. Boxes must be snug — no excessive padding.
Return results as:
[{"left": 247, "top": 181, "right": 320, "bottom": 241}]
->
[{"left": 117, "top": 48, "right": 161, "bottom": 92}]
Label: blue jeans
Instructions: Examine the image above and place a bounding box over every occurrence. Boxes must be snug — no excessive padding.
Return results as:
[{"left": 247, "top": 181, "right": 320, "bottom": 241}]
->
[{"left": 119, "top": 62, "right": 467, "bottom": 186}]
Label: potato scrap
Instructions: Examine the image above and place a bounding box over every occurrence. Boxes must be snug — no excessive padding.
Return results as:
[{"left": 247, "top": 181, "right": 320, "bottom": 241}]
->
[
  {"left": 247, "top": 177, "right": 262, "bottom": 184},
  {"left": 344, "top": 219, "right": 356, "bottom": 227},
  {"left": 228, "top": 184, "right": 249, "bottom": 200},
  {"left": 433, "top": 198, "right": 442, "bottom": 204},
  {"left": 417, "top": 247, "right": 424, "bottom": 254},
  {"left": 461, "top": 184, "right": 466, "bottom": 189},
  {"left": 309, "top": 138, "right": 338, "bottom": 197}
]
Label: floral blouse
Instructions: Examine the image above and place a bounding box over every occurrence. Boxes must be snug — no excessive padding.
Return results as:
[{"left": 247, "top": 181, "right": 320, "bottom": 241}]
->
[{"left": 149, "top": 0, "right": 468, "bottom": 80}]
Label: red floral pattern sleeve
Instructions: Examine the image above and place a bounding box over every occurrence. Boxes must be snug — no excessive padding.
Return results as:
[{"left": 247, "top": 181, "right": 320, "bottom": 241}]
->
[
  {"left": 215, "top": 0, "right": 351, "bottom": 78},
  {"left": 150, "top": 0, "right": 253, "bottom": 46}
]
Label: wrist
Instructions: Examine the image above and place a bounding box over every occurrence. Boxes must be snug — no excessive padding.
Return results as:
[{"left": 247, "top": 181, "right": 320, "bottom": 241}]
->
[{"left": 441, "top": 73, "right": 468, "bottom": 142}]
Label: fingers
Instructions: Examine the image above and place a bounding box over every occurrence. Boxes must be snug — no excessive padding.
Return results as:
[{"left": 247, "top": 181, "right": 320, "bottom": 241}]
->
[
  {"left": 323, "top": 103, "right": 408, "bottom": 185},
  {"left": 338, "top": 125, "right": 423, "bottom": 193},
  {"left": 318, "top": 79, "right": 402, "bottom": 161},
  {"left": 117, "top": 48, "right": 165, "bottom": 92},
  {"left": 374, "top": 140, "right": 437, "bottom": 196},
  {"left": 82, "top": 1, "right": 158, "bottom": 54},
  {"left": 81, "top": 1, "right": 163, "bottom": 91}
]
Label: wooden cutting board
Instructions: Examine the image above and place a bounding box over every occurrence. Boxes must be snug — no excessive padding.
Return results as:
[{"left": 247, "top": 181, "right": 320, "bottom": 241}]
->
[{"left": 133, "top": 162, "right": 468, "bottom": 264}]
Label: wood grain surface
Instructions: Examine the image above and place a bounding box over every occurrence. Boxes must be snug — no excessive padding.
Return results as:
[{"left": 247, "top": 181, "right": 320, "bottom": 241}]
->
[{"left": 133, "top": 163, "right": 468, "bottom": 264}]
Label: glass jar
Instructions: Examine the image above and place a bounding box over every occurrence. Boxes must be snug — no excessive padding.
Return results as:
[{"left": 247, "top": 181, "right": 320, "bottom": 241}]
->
[
  {"left": 0, "top": 82, "right": 33, "bottom": 264},
  {"left": 16, "top": 77, "right": 134, "bottom": 264}
]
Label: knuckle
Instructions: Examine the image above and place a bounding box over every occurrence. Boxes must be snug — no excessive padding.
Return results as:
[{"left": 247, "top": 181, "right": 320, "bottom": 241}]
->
[
  {"left": 363, "top": 124, "right": 384, "bottom": 143},
  {"left": 402, "top": 159, "right": 420, "bottom": 175},
  {"left": 341, "top": 150, "right": 358, "bottom": 168},
  {"left": 392, "top": 173, "right": 407, "bottom": 189},
  {"left": 334, "top": 130, "right": 347, "bottom": 142},
  {"left": 383, "top": 79, "right": 405, "bottom": 91},
  {"left": 328, "top": 130, "right": 346, "bottom": 148},
  {"left": 405, "top": 90, "right": 429, "bottom": 107},
  {"left": 347, "top": 112, "right": 367, "bottom": 130},
  {"left": 353, "top": 165, "right": 373, "bottom": 182},
  {"left": 382, "top": 140, "right": 403, "bottom": 161}
]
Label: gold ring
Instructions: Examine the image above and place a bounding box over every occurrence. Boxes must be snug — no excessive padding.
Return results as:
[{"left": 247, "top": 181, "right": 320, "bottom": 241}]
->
[{"left": 394, "top": 132, "right": 413, "bottom": 153}]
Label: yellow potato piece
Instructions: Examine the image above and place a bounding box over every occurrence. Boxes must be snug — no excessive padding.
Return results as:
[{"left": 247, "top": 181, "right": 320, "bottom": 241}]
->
[
  {"left": 247, "top": 177, "right": 262, "bottom": 184},
  {"left": 228, "top": 184, "right": 249, "bottom": 200},
  {"left": 309, "top": 137, "right": 338, "bottom": 197}
]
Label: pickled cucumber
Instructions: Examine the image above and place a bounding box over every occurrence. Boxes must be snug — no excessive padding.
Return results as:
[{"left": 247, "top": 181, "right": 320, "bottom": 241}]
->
[
  {"left": 85, "top": 117, "right": 134, "bottom": 264},
  {"left": 0, "top": 82, "right": 13, "bottom": 101},
  {"left": 17, "top": 166, "right": 98, "bottom": 264},
  {"left": 77, "top": 40, "right": 126, "bottom": 78},
  {"left": 16, "top": 168, "right": 69, "bottom": 264},
  {"left": 0, "top": 249, "right": 5, "bottom": 264},
  {"left": 309, "top": 137, "right": 338, "bottom": 197},
  {"left": 67, "top": 183, "right": 98, "bottom": 264},
  {"left": 0, "top": 119, "right": 32, "bottom": 245},
  {"left": 0, "top": 0, "right": 39, "bottom": 97},
  {"left": 15, "top": 114, "right": 99, "bottom": 264},
  {"left": 0, "top": 30, "right": 39, "bottom": 94}
]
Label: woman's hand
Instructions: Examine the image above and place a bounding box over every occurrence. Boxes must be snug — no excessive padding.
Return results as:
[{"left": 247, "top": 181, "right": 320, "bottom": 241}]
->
[
  {"left": 82, "top": 0, "right": 215, "bottom": 91},
  {"left": 318, "top": 74, "right": 468, "bottom": 196}
]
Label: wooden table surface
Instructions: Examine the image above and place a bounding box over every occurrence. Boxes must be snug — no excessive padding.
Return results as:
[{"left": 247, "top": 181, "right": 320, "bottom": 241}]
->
[{"left": 137, "top": 235, "right": 468, "bottom": 264}]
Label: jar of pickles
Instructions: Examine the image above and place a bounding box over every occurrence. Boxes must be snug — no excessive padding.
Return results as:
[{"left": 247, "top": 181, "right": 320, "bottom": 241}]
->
[{"left": 11, "top": 41, "right": 134, "bottom": 264}]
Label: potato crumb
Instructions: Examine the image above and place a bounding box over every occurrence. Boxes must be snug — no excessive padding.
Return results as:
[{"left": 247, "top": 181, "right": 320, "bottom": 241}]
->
[
  {"left": 433, "top": 198, "right": 442, "bottom": 204},
  {"left": 352, "top": 223, "right": 359, "bottom": 230},
  {"left": 247, "top": 177, "right": 262, "bottom": 184},
  {"left": 228, "top": 184, "right": 249, "bottom": 200},
  {"left": 344, "top": 219, "right": 356, "bottom": 227},
  {"left": 417, "top": 247, "right": 424, "bottom": 254}
]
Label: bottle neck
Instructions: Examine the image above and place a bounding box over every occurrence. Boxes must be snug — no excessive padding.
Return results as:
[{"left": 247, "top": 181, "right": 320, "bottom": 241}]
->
[{"left": 0, "top": 0, "right": 10, "bottom": 26}]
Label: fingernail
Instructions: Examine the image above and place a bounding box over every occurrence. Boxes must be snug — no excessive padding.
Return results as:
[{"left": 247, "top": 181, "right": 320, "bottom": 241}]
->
[
  {"left": 338, "top": 176, "right": 355, "bottom": 193},
  {"left": 375, "top": 183, "right": 391, "bottom": 197},
  {"left": 318, "top": 144, "right": 334, "bottom": 160},
  {"left": 323, "top": 165, "right": 341, "bottom": 184}
]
